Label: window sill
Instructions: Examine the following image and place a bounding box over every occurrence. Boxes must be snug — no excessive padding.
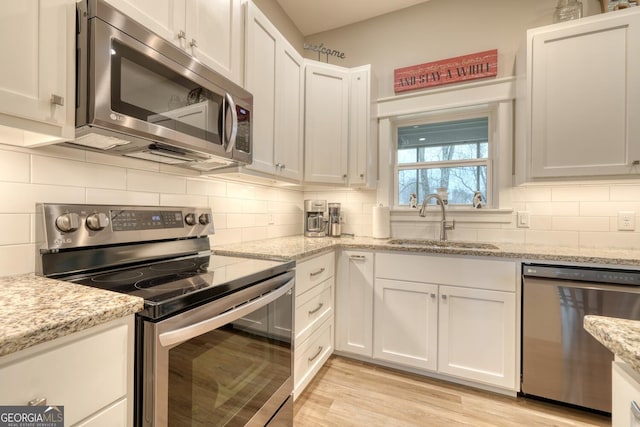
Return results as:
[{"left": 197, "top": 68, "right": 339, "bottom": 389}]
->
[{"left": 391, "top": 207, "right": 514, "bottom": 224}]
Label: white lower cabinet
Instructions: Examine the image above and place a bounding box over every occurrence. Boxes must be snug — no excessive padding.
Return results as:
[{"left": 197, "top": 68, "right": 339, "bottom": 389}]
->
[
  {"left": 336, "top": 251, "right": 374, "bottom": 357},
  {"left": 373, "top": 278, "right": 438, "bottom": 370},
  {"left": 438, "top": 285, "right": 516, "bottom": 389},
  {"left": 613, "top": 360, "right": 640, "bottom": 427},
  {"left": 334, "top": 252, "right": 519, "bottom": 392},
  {"left": 0, "top": 316, "right": 135, "bottom": 426},
  {"left": 293, "top": 251, "right": 335, "bottom": 399}
]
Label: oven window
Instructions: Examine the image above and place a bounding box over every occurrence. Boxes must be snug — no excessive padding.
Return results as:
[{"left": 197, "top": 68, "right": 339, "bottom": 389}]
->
[
  {"left": 110, "top": 40, "right": 223, "bottom": 145},
  {"left": 167, "top": 298, "right": 292, "bottom": 425}
]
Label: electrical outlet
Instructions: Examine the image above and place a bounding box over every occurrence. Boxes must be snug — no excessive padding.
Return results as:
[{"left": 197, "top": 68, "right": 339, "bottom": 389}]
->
[
  {"left": 267, "top": 214, "right": 275, "bottom": 225},
  {"left": 517, "top": 211, "right": 530, "bottom": 228},
  {"left": 617, "top": 211, "right": 636, "bottom": 231}
]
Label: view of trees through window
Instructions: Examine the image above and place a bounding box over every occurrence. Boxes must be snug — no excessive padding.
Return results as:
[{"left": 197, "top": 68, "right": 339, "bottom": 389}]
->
[{"left": 397, "top": 117, "right": 489, "bottom": 206}]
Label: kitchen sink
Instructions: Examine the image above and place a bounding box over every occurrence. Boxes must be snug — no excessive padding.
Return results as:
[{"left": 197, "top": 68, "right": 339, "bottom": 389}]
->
[{"left": 386, "top": 239, "right": 500, "bottom": 250}]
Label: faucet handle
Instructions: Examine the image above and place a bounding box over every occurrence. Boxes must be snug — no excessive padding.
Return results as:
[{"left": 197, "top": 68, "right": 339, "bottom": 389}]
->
[{"left": 444, "top": 219, "right": 456, "bottom": 230}]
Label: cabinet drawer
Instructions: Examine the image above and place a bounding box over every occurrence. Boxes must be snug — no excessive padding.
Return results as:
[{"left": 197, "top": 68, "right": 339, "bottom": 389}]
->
[
  {"left": 376, "top": 253, "right": 516, "bottom": 292},
  {"left": 295, "top": 277, "right": 334, "bottom": 343},
  {"left": 76, "top": 398, "right": 128, "bottom": 427},
  {"left": 0, "top": 320, "right": 130, "bottom": 426},
  {"left": 294, "top": 317, "right": 334, "bottom": 399},
  {"left": 296, "top": 251, "right": 335, "bottom": 295}
]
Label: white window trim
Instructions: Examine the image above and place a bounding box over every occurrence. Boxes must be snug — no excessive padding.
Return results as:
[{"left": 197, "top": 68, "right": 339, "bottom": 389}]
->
[
  {"left": 376, "top": 77, "right": 516, "bottom": 217},
  {"left": 392, "top": 106, "right": 495, "bottom": 209}
]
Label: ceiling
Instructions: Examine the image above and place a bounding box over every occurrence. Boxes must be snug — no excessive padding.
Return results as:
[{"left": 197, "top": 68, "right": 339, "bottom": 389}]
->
[{"left": 275, "top": 0, "right": 432, "bottom": 36}]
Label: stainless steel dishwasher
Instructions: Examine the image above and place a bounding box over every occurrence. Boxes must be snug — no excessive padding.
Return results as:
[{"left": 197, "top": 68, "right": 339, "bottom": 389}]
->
[{"left": 522, "top": 263, "right": 640, "bottom": 413}]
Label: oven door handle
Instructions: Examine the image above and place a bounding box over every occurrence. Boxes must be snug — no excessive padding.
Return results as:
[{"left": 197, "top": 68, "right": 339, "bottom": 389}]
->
[{"left": 158, "top": 278, "right": 293, "bottom": 348}]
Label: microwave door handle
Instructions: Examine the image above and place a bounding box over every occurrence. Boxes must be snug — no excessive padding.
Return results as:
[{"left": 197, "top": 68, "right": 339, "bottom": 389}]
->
[
  {"left": 157, "top": 278, "right": 293, "bottom": 348},
  {"left": 225, "top": 93, "right": 238, "bottom": 153}
]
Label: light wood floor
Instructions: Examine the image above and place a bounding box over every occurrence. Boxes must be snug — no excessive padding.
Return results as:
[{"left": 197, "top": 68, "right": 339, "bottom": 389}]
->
[{"left": 293, "top": 356, "right": 611, "bottom": 427}]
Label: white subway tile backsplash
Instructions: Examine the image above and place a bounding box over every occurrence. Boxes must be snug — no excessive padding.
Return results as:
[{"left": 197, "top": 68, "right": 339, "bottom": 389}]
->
[
  {"left": 511, "top": 186, "right": 552, "bottom": 202},
  {"left": 0, "top": 182, "right": 85, "bottom": 214},
  {"left": 525, "top": 201, "right": 579, "bottom": 216},
  {"left": 86, "top": 188, "right": 159, "bottom": 206},
  {"left": 579, "top": 231, "right": 640, "bottom": 249},
  {"left": 159, "top": 193, "right": 209, "bottom": 207},
  {"left": 127, "top": 169, "right": 186, "bottom": 194},
  {"left": 186, "top": 178, "right": 227, "bottom": 197},
  {"left": 610, "top": 185, "right": 640, "bottom": 201},
  {"left": 552, "top": 186, "right": 610, "bottom": 202},
  {"left": 32, "top": 155, "right": 126, "bottom": 190},
  {"left": 242, "top": 226, "right": 268, "bottom": 242},
  {"left": 580, "top": 201, "right": 640, "bottom": 217},
  {"left": 0, "top": 244, "right": 35, "bottom": 276},
  {"left": 0, "top": 149, "right": 30, "bottom": 183},
  {"left": 552, "top": 216, "right": 610, "bottom": 232},
  {"left": 525, "top": 230, "right": 580, "bottom": 247},
  {"left": 0, "top": 214, "right": 30, "bottom": 245}
]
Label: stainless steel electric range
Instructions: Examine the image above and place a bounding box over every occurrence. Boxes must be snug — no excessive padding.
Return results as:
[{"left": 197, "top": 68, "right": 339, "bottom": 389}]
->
[{"left": 36, "top": 203, "right": 294, "bottom": 426}]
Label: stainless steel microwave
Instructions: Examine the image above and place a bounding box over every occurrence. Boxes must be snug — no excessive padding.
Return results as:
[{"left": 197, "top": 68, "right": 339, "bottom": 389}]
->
[{"left": 72, "top": 0, "right": 252, "bottom": 171}]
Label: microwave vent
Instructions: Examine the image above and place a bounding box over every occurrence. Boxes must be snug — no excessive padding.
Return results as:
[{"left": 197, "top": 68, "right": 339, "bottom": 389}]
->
[{"left": 73, "top": 133, "right": 131, "bottom": 150}]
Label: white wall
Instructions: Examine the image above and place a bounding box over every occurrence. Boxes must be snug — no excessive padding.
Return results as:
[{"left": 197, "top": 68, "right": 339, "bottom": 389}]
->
[
  {"left": 0, "top": 143, "right": 303, "bottom": 277},
  {"left": 302, "top": 0, "right": 602, "bottom": 99}
]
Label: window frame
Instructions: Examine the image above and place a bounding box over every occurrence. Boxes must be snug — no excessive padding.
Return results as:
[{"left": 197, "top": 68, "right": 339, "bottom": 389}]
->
[{"left": 393, "top": 107, "right": 496, "bottom": 209}]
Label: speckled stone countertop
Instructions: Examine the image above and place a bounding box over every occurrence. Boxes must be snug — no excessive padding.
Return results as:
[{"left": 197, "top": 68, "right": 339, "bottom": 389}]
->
[
  {"left": 584, "top": 315, "right": 640, "bottom": 374},
  {"left": 0, "top": 274, "right": 144, "bottom": 357},
  {"left": 212, "top": 235, "right": 640, "bottom": 267}
]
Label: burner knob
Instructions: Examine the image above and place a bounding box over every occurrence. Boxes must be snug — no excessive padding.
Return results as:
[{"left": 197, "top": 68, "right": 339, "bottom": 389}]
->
[
  {"left": 55, "top": 213, "right": 81, "bottom": 232},
  {"left": 198, "top": 213, "right": 210, "bottom": 225},
  {"left": 86, "top": 212, "right": 109, "bottom": 231},
  {"left": 184, "top": 213, "right": 197, "bottom": 226}
]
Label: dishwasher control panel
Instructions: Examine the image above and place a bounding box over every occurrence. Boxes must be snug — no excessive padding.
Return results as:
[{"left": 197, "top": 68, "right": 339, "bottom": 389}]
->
[{"left": 524, "top": 264, "right": 640, "bottom": 286}]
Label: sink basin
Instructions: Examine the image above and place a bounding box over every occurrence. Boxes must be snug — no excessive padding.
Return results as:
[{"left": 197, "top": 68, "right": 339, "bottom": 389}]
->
[{"left": 387, "top": 239, "right": 499, "bottom": 250}]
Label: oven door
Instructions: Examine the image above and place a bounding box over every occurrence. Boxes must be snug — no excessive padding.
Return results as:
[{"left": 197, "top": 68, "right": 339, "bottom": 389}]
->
[{"left": 140, "top": 271, "right": 294, "bottom": 426}]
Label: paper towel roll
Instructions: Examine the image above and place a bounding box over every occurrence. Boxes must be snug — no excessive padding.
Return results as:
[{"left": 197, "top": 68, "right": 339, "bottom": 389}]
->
[{"left": 372, "top": 205, "right": 390, "bottom": 239}]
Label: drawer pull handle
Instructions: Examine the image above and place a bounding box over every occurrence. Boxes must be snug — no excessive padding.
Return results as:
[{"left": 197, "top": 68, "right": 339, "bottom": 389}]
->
[
  {"left": 28, "top": 397, "right": 47, "bottom": 406},
  {"left": 308, "top": 302, "right": 324, "bottom": 315},
  {"left": 310, "top": 268, "right": 325, "bottom": 277},
  {"left": 308, "top": 346, "right": 323, "bottom": 362},
  {"left": 442, "top": 294, "right": 447, "bottom": 300},
  {"left": 632, "top": 401, "right": 640, "bottom": 420},
  {"left": 349, "top": 255, "right": 366, "bottom": 260}
]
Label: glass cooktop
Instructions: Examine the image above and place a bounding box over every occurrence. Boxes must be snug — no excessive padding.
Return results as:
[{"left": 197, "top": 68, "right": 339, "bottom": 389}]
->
[{"left": 69, "top": 254, "right": 294, "bottom": 320}]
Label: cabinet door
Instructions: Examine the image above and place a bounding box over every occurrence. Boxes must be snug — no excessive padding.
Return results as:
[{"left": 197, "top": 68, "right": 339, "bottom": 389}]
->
[
  {"left": 186, "top": 0, "right": 243, "bottom": 84},
  {"left": 0, "top": 0, "right": 75, "bottom": 143},
  {"left": 304, "top": 63, "right": 349, "bottom": 184},
  {"left": 274, "top": 41, "right": 304, "bottom": 182},
  {"left": 613, "top": 361, "right": 640, "bottom": 427},
  {"left": 348, "top": 65, "right": 376, "bottom": 188},
  {"left": 104, "top": 0, "right": 180, "bottom": 44},
  {"left": 336, "top": 251, "right": 373, "bottom": 357},
  {"left": 373, "top": 278, "right": 438, "bottom": 370},
  {"left": 529, "top": 11, "right": 640, "bottom": 177},
  {"left": 438, "top": 285, "right": 516, "bottom": 389},
  {"left": 244, "top": 2, "right": 277, "bottom": 175}
]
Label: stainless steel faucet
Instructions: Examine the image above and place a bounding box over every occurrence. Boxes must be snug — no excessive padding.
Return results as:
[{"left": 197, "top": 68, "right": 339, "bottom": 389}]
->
[{"left": 418, "top": 193, "right": 455, "bottom": 241}]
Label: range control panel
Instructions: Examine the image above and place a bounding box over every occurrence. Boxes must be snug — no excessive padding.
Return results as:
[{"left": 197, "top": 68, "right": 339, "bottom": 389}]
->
[{"left": 37, "top": 203, "right": 214, "bottom": 251}]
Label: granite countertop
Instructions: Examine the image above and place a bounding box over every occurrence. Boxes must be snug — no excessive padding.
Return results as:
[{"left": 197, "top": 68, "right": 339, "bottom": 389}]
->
[
  {"left": 212, "top": 235, "right": 640, "bottom": 267},
  {"left": 584, "top": 315, "right": 640, "bottom": 375},
  {"left": 0, "top": 274, "right": 144, "bottom": 358}
]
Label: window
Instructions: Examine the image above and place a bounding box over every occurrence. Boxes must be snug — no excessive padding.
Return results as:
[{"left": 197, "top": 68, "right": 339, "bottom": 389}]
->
[{"left": 396, "top": 114, "right": 491, "bottom": 207}]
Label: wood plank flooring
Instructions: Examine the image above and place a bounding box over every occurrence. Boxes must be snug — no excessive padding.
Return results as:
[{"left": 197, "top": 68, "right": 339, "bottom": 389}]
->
[{"left": 293, "top": 356, "right": 611, "bottom": 427}]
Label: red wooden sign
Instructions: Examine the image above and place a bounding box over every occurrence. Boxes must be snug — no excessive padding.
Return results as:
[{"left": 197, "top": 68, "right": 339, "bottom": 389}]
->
[{"left": 394, "top": 49, "right": 498, "bottom": 93}]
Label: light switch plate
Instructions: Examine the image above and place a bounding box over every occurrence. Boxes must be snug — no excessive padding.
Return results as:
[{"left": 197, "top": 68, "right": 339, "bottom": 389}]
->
[
  {"left": 517, "top": 211, "right": 530, "bottom": 228},
  {"left": 617, "top": 211, "right": 636, "bottom": 231}
]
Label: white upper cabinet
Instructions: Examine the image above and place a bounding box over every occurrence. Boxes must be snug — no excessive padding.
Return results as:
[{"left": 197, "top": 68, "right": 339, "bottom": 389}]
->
[
  {"left": 106, "top": 0, "right": 243, "bottom": 84},
  {"left": 348, "top": 65, "right": 378, "bottom": 189},
  {"left": 304, "top": 61, "right": 377, "bottom": 187},
  {"left": 0, "top": 0, "right": 75, "bottom": 145},
  {"left": 304, "top": 62, "right": 350, "bottom": 185},
  {"left": 244, "top": 2, "right": 303, "bottom": 182},
  {"left": 517, "top": 8, "right": 640, "bottom": 180}
]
